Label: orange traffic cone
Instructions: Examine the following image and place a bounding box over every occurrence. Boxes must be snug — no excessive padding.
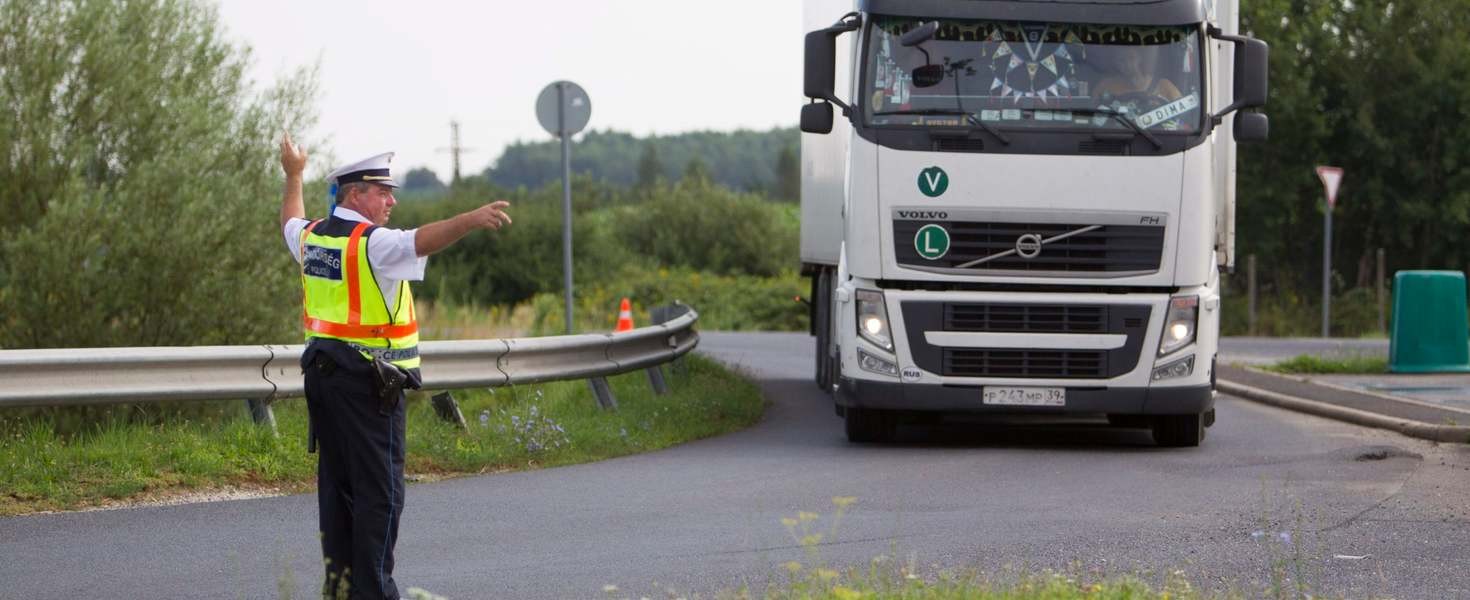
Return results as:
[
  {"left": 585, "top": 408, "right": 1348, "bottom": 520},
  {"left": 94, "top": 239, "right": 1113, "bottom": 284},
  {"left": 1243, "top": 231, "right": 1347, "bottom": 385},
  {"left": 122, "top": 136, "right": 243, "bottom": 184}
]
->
[{"left": 614, "top": 297, "right": 635, "bottom": 332}]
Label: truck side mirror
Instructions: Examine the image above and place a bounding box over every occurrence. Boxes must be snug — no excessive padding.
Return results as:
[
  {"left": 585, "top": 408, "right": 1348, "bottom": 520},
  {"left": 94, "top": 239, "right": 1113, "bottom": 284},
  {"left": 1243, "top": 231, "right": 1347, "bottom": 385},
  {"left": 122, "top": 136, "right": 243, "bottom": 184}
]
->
[
  {"left": 803, "top": 14, "right": 860, "bottom": 123},
  {"left": 801, "top": 102, "right": 834, "bottom": 134},
  {"left": 1234, "top": 38, "right": 1269, "bottom": 109},
  {"left": 1234, "top": 112, "right": 1269, "bottom": 142},
  {"left": 804, "top": 29, "right": 838, "bottom": 104}
]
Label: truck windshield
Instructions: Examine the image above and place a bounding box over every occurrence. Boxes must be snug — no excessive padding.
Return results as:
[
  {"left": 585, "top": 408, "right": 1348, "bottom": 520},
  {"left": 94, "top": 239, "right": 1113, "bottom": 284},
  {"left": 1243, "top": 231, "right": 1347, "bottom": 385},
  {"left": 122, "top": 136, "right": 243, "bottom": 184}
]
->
[{"left": 864, "top": 17, "right": 1204, "bottom": 134}]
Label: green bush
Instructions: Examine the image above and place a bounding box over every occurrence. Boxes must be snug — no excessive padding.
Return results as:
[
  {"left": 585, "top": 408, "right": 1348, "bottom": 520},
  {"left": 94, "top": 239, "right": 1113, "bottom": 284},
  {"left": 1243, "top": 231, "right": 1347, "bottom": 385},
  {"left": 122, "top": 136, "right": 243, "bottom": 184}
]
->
[
  {"left": 612, "top": 179, "right": 799, "bottom": 278},
  {"left": 1221, "top": 283, "right": 1389, "bottom": 338},
  {"left": 528, "top": 268, "right": 807, "bottom": 334},
  {"left": 0, "top": 0, "right": 319, "bottom": 348}
]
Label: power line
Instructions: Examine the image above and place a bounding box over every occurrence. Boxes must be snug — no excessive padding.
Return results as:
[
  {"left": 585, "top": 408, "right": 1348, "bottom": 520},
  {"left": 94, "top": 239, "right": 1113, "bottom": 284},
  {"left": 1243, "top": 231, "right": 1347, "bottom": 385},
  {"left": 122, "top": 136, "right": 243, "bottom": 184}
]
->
[{"left": 435, "top": 120, "right": 476, "bottom": 184}]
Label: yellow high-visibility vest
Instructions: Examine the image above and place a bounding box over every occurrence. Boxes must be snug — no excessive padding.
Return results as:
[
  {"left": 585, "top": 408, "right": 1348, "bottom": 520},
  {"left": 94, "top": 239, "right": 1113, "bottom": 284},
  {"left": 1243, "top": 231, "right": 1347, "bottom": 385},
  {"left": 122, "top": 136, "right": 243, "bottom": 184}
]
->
[{"left": 299, "top": 218, "right": 420, "bottom": 369}]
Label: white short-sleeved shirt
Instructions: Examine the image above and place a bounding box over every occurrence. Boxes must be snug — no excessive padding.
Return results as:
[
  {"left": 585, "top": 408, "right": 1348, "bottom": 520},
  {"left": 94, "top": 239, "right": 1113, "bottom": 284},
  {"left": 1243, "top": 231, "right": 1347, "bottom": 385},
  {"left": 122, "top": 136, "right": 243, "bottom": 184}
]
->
[{"left": 283, "top": 207, "right": 428, "bottom": 309}]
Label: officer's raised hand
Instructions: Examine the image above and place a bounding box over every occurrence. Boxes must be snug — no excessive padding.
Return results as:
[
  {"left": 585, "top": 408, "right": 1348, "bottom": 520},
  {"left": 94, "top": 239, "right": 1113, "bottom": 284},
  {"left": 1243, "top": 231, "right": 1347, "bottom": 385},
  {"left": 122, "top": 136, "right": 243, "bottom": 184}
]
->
[
  {"left": 280, "top": 131, "right": 307, "bottom": 177},
  {"left": 279, "top": 132, "right": 308, "bottom": 226}
]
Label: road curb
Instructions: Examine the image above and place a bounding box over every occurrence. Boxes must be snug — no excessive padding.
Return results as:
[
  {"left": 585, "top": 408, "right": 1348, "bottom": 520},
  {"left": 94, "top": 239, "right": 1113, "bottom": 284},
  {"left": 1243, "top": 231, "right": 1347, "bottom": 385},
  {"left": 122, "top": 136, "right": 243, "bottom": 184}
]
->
[{"left": 1218, "top": 379, "right": 1470, "bottom": 444}]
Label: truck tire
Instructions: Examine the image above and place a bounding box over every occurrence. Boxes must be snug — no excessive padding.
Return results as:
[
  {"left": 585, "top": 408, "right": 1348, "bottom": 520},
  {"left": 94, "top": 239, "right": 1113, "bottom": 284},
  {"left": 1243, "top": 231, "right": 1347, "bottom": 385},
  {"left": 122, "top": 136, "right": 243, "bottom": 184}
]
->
[
  {"left": 845, "top": 406, "right": 895, "bottom": 443},
  {"left": 1151, "top": 413, "right": 1206, "bottom": 447}
]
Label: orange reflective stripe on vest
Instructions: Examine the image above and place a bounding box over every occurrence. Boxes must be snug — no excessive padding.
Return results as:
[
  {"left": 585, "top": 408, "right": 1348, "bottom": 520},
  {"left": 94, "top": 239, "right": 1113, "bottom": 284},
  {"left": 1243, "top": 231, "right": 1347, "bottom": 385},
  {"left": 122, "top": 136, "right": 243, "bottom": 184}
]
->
[
  {"left": 303, "top": 317, "right": 419, "bottom": 339},
  {"left": 345, "top": 221, "right": 369, "bottom": 325}
]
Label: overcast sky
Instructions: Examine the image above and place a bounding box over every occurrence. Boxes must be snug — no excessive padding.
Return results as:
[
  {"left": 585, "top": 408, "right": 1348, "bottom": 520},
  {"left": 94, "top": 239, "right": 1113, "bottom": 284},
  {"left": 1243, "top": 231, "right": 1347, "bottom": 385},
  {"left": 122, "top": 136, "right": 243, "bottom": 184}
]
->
[{"left": 215, "top": 0, "right": 803, "bottom": 183}]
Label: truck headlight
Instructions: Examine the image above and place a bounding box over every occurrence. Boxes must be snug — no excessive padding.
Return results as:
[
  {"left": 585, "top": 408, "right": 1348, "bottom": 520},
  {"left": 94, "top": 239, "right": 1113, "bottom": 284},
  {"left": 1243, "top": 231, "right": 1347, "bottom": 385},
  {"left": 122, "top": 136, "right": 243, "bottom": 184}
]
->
[
  {"left": 855, "top": 289, "right": 893, "bottom": 352},
  {"left": 1158, "top": 295, "right": 1198, "bottom": 356}
]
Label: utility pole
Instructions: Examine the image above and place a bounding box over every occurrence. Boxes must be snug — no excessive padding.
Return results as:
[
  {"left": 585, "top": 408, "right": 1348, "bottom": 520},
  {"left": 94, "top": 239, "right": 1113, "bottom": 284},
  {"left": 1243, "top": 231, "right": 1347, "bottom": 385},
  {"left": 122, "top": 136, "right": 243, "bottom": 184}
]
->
[{"left": 436, "top": 120, "right": 475, "bottom": 184}]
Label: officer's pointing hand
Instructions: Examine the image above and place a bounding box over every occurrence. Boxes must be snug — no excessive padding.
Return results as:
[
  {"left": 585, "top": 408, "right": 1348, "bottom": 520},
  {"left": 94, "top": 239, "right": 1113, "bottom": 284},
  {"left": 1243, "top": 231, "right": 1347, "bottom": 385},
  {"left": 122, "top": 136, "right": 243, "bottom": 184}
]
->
[
  {"left": 280, "top": 131, "right": 307, "bottom": 177},
  {"left": 470, "top": 200, "right": 512, "bottom": 230}
]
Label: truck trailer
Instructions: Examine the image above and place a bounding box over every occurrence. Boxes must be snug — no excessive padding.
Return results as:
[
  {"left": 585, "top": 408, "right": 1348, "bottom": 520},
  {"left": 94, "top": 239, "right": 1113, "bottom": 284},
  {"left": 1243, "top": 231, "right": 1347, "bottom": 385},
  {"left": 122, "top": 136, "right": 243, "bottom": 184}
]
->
[{"left": 800, "top": 0, "right": 1269, "bottom": 446}]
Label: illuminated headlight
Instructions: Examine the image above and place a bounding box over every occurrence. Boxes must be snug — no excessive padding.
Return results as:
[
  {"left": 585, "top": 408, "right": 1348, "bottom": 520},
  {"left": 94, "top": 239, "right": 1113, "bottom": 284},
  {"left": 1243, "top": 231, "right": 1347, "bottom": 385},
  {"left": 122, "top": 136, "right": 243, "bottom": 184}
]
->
[
  {"left": 857, "top": 347, "right": 899, "bottom": 377},
  {"left": 1158, "top": 295, "right": 1198, "bottom": 356},
  {"left": 1151, "top": 355, "right": 1195, "bottom": 381},
  {"left": 855, "top": 289, "right": 894, "bottom": 352}
]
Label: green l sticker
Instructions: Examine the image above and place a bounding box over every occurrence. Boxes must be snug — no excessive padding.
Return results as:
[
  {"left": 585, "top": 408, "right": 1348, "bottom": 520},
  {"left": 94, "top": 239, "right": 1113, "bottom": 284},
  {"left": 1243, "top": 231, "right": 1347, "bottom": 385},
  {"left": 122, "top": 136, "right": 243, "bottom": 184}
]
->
[
  {"left": 918, "top": 166, "right": 948, "bottom": 197},
  {"left": 914, "top": 224, "right": 950, "bottom": 260}
]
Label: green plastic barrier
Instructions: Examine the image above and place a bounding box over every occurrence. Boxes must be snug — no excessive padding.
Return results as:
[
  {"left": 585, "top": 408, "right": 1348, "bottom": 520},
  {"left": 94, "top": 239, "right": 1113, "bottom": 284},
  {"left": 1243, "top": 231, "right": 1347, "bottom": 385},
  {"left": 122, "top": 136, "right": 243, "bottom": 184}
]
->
[{"left": 1389, "top": 270, "right": 1470, "bottom": 373}]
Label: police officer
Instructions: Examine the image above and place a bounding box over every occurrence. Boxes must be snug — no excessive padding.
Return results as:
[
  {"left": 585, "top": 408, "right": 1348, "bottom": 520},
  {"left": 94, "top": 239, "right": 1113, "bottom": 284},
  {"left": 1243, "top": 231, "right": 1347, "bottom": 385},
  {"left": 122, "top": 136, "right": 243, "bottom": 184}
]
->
[{"left": 278, "top": 132, "right": 510, "bottom": 599}]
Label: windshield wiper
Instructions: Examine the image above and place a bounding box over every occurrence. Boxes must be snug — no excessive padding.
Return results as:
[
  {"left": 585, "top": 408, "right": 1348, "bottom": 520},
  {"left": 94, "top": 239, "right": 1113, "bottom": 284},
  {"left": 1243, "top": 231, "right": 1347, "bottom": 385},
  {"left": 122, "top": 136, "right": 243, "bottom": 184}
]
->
[
  {"left": 1070, "top": 107, "right": 1162, "bottom": 150},
  {"left": 871, "top": 109, "right": 1010, "bottom": 145}
]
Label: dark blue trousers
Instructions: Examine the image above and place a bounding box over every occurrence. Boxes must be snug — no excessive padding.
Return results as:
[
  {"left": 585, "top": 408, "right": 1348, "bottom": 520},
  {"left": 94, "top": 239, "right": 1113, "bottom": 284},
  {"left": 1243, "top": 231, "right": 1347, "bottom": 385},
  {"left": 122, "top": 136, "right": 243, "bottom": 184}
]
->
[{"left": 305, "top": 355, "right": 406, "bottom": 600}]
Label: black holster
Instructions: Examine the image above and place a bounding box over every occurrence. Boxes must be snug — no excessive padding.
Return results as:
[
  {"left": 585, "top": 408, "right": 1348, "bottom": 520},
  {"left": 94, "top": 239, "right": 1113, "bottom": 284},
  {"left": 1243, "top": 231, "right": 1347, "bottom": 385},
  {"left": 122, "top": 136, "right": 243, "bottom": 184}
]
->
[{"left": 371, "top": 357, "right": 408, "bottom": 416}]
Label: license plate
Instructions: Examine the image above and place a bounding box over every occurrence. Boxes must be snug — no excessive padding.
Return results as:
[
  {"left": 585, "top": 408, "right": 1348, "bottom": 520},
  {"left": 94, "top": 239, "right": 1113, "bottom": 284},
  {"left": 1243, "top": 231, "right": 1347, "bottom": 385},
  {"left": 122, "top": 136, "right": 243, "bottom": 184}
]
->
[{"left": 982, "top": 387, "right": 1066, "bottom": 406}]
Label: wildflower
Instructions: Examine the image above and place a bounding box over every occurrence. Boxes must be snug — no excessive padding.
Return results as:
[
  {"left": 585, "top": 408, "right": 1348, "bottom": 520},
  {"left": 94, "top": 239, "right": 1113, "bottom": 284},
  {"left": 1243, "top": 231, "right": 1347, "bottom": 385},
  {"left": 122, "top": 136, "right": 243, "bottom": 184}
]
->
[
  {"left": 784, "top": 561, "right": 802, "bottom": 574},
  {"left": 832, "top": 586, "right": 863, "bottom": 600},
  {"left": 801, "top": 533, "right": 823, "bottom": 546},
  {"left": 602, "top": 584, "right": 618, "bottom": 593},
  {"left": 781, "top": 517, "right": 798, "bottom": 528},
  {"left": 814, "top": 568, "right": 839, "bottom": 581},
  {"left": 832, "top": 496, "right": 857, "bottom": 508},
  {"left": 798, "top": 511, "right": 819, "bottom": 522}
]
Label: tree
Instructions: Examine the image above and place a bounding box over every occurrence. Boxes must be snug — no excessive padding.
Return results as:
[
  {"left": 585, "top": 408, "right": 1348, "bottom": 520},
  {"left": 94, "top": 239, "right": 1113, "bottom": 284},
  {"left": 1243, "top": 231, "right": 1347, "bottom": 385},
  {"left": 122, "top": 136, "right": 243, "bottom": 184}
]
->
[
  {"left": 773, "top": 144, "right": 800, "bottom": 202},
  {"left": 1237, "top": 0, "right": 1470, "bottom": 291},
  {"left": 635, "top": 143, "right": 663, "bottom": 190},
  {"left": 682, "top": 157, "right": 711, "bottom": 185},
  {"left": 482, "top": 128, "right": 799, "bottom": 192},
  {"left": 401, "top": 167, "right": 446, "bottom": 192},
  {"left": 0, "top": 0, "right": 320, "bottom": 348}
]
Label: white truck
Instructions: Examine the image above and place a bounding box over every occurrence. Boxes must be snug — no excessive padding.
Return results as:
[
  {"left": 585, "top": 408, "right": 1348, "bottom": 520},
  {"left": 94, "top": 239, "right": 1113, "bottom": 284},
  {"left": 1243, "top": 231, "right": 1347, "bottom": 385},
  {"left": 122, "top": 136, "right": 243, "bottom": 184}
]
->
[{"left": 800, "top": 0, "right": 1269, "bottom": 446}]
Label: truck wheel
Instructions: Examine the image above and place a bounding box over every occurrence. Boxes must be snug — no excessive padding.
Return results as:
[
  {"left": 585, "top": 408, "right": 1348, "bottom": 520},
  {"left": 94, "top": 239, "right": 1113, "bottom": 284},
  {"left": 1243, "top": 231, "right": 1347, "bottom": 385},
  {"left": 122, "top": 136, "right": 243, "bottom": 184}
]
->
[
  {"left": 845, "top": 406, "right": 895, "bottom": 443},
  {"left": 1151, "top": 413, "right": 1206, "bottom": 447}
]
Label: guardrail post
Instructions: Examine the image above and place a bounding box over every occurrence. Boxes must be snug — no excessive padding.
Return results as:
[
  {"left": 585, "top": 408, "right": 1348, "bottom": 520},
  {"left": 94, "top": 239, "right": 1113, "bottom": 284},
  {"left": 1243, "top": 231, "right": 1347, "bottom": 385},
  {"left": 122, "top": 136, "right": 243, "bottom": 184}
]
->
[
  {"left": 587, "top": 377, "right": 618, "bottom": 410},
  {"left": 431, "top": 392, "right": 468, "bottom": 429},
  {"left": 246, "top": 399, "right": 277, "bottom": 435},
  {"left": 646, "top": 366, "right": 669, "bottom": 395}
]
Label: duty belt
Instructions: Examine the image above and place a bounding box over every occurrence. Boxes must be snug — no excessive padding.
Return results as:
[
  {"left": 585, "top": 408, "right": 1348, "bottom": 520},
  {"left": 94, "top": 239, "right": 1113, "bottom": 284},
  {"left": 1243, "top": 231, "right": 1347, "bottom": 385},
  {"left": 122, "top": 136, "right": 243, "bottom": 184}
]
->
[{"left": 350, "top": 344, "right": 419, "bottom": 362}]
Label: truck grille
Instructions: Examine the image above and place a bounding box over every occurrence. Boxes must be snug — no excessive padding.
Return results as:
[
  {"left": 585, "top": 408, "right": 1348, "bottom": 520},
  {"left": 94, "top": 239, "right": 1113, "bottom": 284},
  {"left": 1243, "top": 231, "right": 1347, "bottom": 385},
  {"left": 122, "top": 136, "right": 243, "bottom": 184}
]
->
[
  {"left": 945, "top": 303, "right": 1106, "bottom": 333},
  {"left": 893, "top": 221, "right": 1165, "bottom": 275},
  {"left": 901, "top": 301, "right": 1151, "bottom": 379},
  {"left": 944, "top": 349, "right": 1106, "bottom": 378}
]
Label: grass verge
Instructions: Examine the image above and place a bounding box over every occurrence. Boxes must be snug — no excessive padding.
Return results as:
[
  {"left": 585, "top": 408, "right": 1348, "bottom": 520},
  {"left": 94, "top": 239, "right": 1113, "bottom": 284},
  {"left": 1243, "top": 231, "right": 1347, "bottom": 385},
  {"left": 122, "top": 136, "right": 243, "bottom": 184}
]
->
[
  {"left": 0, "top": 353, "right": 762, "bottom": 516},
  {"left": 1263, "top": 354, "right": 1389, "bottom": 374}
]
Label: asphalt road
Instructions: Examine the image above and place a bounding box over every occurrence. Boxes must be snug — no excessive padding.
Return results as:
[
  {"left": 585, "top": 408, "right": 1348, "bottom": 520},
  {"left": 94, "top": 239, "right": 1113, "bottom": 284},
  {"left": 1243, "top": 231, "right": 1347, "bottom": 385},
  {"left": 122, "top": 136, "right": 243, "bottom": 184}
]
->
[{"left": 2, "top": 333, "right": 1467, "bottom": 599}]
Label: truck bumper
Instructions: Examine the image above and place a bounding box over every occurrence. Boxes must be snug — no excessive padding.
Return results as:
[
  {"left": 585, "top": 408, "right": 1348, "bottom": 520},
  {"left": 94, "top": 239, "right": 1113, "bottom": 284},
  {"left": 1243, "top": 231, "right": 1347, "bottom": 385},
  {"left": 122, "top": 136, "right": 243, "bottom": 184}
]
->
[{"left": 837, "top": 377, "right": 1214, "bottom": 415}]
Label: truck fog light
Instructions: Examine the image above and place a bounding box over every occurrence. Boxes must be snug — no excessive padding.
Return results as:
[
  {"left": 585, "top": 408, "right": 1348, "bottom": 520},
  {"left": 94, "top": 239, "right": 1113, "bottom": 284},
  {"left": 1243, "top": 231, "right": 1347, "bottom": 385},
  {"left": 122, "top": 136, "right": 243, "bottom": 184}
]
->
[
  {"left": 1151, "top": 355, "right": 1195, "bottom": 381},
  {"left": 1158, "top": 295, "right": 1199, "bottom": 356},
  {"left": 857, "top": 348, "right": 899, "bottom": 377},
  {"left": 855, "top": 289, "right": 894, "bottom": 351}
]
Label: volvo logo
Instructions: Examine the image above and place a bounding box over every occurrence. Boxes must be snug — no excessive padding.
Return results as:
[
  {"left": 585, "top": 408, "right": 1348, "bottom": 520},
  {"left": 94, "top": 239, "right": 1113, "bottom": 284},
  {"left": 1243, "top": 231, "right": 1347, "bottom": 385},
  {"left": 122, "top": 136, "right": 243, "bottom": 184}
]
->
[
  {"left": 1015, "top": 233, "right": 1043, "bottom": 259},
  {"left": 898, "top": 210, "right": 948, "bottom": 219}
]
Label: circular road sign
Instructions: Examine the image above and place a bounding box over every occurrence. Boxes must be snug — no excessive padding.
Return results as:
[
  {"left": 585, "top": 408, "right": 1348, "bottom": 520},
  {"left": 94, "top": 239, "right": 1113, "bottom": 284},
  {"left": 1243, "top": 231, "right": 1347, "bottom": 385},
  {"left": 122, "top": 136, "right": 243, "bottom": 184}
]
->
[
  {"left": 914, "top": 224, "right": 950, "bottom": 260},
  {"left": 536, "top": 81, "right": 592, "bottom": 137}
]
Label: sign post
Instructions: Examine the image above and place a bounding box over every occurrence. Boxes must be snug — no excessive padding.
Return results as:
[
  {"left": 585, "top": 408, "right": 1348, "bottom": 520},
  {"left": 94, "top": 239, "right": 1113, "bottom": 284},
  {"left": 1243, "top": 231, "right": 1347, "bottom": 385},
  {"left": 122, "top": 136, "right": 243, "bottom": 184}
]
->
[
  {"left": 536, "top": 81, "right": 592, "bottom": 334},
  {"left": 1316, "top": 166, "right": 1344, "bottom": 338}
]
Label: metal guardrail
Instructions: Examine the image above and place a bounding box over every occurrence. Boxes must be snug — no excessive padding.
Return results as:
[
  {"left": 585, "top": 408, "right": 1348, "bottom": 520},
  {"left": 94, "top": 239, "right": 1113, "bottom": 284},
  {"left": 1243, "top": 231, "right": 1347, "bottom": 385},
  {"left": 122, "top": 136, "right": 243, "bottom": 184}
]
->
[{"left": 0, "top": 308, "right": 698, "bottom": 409}]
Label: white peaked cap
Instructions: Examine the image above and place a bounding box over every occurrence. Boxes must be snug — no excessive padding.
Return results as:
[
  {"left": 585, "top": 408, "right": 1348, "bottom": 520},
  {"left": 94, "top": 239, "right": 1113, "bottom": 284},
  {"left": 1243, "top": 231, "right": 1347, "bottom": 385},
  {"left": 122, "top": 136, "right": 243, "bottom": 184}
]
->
[{"left": 326, "top": 152, "right": 398, "bottom": 188}]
